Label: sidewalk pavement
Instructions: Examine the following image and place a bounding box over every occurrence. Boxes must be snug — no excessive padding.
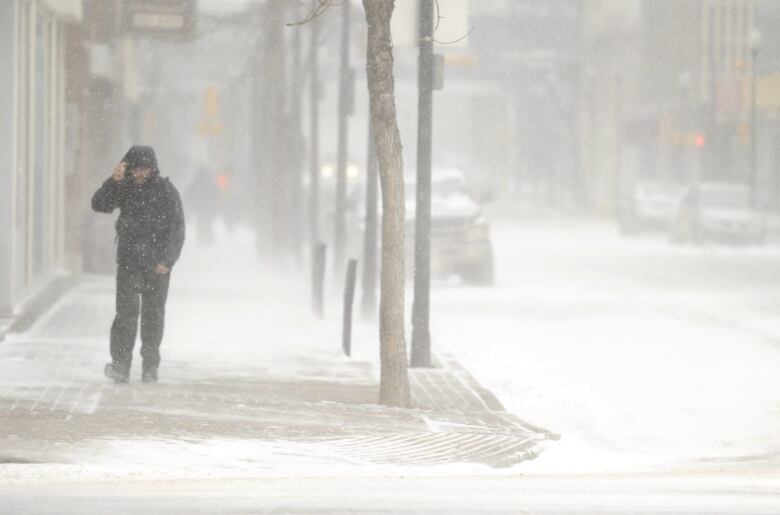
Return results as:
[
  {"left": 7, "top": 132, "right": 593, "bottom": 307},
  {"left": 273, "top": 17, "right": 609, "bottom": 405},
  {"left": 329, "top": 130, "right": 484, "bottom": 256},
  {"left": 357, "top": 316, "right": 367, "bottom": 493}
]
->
[{"left": 0, "top": 227, "right": 555, "bottom": 481}]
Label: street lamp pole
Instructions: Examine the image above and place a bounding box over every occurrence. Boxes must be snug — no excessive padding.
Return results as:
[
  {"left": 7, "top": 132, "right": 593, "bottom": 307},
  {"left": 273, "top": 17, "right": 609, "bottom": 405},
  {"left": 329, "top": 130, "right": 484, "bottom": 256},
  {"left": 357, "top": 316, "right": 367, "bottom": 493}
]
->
[
  {"left": 309, "top": 5, "right": 320, "bottom": 246},
  {"left": 749, "top": 28, "right": 761, "bottom": 209},
  {"left": 410, "top": 0, "right": 435, "bottom": 368},
  {"left": 613, "top": 73, "right": 622, "bottom": 213},
  {"left": 678, "top": 71, "right": 692, "bottom": 185},
  {"left": 334, "top": 0, "right": 351, "bottom": 275}
]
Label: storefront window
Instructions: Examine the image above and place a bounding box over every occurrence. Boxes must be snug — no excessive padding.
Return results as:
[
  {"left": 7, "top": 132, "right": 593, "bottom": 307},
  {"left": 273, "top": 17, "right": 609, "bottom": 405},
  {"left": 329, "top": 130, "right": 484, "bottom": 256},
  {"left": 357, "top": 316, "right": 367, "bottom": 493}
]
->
[
  {"left": 33, "top": 12, "right": 46, "bottom": 277},
  {"left": 15, "top": 0, "right": 31, "bottom": 295}
]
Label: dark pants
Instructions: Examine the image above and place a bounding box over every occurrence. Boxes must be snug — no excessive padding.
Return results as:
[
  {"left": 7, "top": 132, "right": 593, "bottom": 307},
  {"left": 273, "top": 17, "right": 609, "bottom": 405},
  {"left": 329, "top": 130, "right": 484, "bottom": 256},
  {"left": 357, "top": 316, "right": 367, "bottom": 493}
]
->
[{"left": 110, "top": 264, "right": 171, "bottom": 373}]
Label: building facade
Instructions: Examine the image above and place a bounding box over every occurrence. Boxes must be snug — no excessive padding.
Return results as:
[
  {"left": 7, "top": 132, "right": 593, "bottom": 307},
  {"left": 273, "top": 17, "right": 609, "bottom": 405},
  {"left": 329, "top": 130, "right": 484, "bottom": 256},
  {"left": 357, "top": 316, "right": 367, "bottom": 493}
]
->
[
  {"left": 0, "top": 1, "right": 81, "bottom": 317},
  {"left": 625, "top": 0, "right": 761, "bottom": 191}
]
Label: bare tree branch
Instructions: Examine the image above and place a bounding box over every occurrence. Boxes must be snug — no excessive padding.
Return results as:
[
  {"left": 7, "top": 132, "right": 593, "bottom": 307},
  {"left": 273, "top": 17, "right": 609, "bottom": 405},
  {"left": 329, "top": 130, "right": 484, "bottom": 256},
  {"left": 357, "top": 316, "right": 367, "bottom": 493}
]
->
[
  {"left": 434, "top": 0, "right": 443, "bottom": 32},
  {"left": 430, "top": 0, "right": 475, "bottom": 46},
  {"left": 432, "top": 26, "right": 475, "bottom": 46},
  {"left": 287, "top": 0, "right": 341, "bottom": 26}
]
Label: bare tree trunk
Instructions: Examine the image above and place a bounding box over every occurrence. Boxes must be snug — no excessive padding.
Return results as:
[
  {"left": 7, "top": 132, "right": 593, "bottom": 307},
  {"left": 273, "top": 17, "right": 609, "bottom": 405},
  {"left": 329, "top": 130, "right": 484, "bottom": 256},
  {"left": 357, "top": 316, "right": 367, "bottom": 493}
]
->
[{"left": 361, "top": 0, "right": 410, "bottom": 408}]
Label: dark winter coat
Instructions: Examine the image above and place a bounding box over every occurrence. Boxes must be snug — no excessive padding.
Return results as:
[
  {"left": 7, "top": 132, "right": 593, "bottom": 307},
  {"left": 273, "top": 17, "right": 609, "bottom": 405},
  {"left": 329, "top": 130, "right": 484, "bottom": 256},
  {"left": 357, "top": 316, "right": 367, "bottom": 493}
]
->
[{"left": 91, "top": 147, "right": 185, "bottom": 269}]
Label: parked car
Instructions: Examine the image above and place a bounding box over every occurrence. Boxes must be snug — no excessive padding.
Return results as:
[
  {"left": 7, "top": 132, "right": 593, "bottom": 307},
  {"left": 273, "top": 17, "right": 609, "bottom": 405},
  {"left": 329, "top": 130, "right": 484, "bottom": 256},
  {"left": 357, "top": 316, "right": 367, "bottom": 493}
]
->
[
  {"left": 406, "top": 169, "right": 495, "bottom": 286},
  {"left": 670, "top": 182, "right": 765, "bottom": 245},
  {"left": 618, "top": 181, "right": 681, "bottom": 235}
]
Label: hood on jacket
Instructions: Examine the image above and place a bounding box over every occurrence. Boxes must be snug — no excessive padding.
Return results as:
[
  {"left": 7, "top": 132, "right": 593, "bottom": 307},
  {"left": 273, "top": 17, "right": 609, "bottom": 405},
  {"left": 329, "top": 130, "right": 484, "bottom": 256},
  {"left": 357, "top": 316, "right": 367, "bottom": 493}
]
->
[{"left": 122, "top": 145, "right": 160, "bottom": 176}]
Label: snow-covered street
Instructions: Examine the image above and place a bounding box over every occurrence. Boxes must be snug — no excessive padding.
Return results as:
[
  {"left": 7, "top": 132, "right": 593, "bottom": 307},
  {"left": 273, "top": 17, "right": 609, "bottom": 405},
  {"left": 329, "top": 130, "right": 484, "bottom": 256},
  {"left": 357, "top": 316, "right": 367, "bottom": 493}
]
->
[
  {"left": 3, "top": 474, "right": 780, "bottom": 514},
  {"left": 433, "top": 207, "right": 780, "bottom": 475},
  {"left": 2, "top": 211, "right": 780, "bottom": 512}
]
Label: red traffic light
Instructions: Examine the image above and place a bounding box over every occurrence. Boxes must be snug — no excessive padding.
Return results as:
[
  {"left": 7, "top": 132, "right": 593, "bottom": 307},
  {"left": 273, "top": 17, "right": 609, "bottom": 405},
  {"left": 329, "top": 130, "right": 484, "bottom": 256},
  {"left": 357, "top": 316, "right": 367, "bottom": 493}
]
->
[
  {"left": 216, "top": 172, "right": 230, "bottom": 191},
  {"left": 694, "top": 133, "right": 705, "bottom": 148}
]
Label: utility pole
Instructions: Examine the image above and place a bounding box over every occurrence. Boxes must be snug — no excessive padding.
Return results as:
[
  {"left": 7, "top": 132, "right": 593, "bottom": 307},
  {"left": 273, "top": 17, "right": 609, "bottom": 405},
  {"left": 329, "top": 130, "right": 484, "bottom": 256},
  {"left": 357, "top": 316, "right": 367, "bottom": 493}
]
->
[
  {"left": 250, "top": 22, "right": 264, "bottom": 251},
  {"left": 749, "top": 27, "right": 762, "bottom": 209},
  {"left": 750, "top": 56, "right": 758, "bottom": 205},
  {"left": 705, "top": 16, "right": 718, "bottom": 185},
  {"left": 256, "top": 0, "right": 286, "bottom": 259},
  {"left": 290, "top": 19, "right": 304, "bottom": 265},
  {"left": 334, "top": 0, "right": 351, "bottom": 275},
  {"left": 361, "top": 124, "right": 379, "bottom": 320},
  {"left": 308, "top": 4, "right": 320, "bottom": 246},
  {"left": 410, "top": 0, "right": 434, "bottom": 368},
  {"left": 613, "top": 73, "right": 622, "bottom": 213},
  {"left": 269, "top": 1, "right": 288, "bottom": 266}
]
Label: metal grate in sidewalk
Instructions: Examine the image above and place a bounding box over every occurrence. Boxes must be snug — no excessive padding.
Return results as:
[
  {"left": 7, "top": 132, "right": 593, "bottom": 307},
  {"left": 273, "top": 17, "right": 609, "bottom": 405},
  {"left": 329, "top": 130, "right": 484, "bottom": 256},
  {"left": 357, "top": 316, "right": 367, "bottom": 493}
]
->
[{"left": 314, "top": 431, "right": 546, "bottom": 468}]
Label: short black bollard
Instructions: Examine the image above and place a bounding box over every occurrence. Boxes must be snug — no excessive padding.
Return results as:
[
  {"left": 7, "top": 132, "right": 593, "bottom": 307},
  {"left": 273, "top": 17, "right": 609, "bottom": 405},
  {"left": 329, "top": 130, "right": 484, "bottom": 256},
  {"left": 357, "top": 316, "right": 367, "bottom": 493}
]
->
[
  {"left": 312, "top": 241, "right": 327, "bottom": 319},
  {"left": 342, "top": 259, "right": 358, "bottom": 357}
]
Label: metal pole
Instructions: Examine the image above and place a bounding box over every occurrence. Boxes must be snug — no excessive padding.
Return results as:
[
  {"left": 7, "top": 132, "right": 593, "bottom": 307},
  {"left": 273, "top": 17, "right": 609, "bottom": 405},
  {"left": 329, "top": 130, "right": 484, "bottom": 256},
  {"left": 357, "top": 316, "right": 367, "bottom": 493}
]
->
[
  {"left": 750, "top": 47, "right": 758, "bottom": 208},
  {"left": 312, "top": 241, "right": 327, "bottom": 318},
  {"left": 410, "top": 0, "right": 434, "bottom": 368},
  {"left": 256, "top": 0, "right": 286, "bottom": 258},
  {"left": 334, "top": 0, "right": 350, "bottom": 275},
  {"left": 251, "top": 18, "right": 267, "bottom": 255},
  {"left": 361, "top": 124, "right": 379, "bottom": 320},
  {"left": 342, "top": 258, "right": 358, "bottom": 357},
  {"left": 308, "top": 5, "right": 320, "bottom": 246},
  {"left": 613, "top": 73, "right": 622, "bottom": 213},
  {"left": 290, "top": 22, "right": 304, "bottom": 265},
  {"left": 706, "top": 16, "right": 718, "bottom": 184},
  {"left": 270, "top": 3, "right": 288, "bottom": 264}
]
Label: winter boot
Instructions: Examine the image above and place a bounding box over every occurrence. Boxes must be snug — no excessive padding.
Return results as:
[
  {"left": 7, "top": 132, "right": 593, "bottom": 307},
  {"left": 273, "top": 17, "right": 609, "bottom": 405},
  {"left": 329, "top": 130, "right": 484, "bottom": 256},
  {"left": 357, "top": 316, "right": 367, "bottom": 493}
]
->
[
  {"left": 141, "top": 368, "right": 158, "bottom": 383},
  {"left": 104, "top": 362, "right": 130, "bottom": 384}
]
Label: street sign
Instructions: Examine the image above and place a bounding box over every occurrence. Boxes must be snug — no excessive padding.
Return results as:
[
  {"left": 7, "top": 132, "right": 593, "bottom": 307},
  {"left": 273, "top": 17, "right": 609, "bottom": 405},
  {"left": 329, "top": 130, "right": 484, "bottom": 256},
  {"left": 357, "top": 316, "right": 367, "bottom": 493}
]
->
[
  {"left": 198, "top": 86, "right": 223, "bottom": 136},
  {"left": 432, "top": 0, "right": 470, "bottom": 47},
  {"left": 123, "top": 0, "right": 197, "bottom": 38}
]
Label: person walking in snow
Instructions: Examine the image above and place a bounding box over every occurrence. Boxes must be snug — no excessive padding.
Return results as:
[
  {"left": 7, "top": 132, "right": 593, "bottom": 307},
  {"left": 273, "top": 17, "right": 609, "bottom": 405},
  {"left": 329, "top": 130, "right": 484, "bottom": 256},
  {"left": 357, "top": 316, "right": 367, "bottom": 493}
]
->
[
  {"left": 92, "top": 145, "right": 185, "bottom": 383},
  {"left": 185, "top": 167, "right": 218, "bottom": 246}
]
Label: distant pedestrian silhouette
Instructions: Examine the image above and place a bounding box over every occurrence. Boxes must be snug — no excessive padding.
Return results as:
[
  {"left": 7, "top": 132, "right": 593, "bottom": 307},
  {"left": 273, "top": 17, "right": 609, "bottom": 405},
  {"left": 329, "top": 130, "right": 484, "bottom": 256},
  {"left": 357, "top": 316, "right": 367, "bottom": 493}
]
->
[{"left": 186, "top": 168, "right": 218, "bottom": 245}]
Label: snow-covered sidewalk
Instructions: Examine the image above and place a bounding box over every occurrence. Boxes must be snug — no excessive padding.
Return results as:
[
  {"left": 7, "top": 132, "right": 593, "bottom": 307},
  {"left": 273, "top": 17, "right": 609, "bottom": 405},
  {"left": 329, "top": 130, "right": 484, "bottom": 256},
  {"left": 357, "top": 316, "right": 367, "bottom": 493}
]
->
[{"left": 0, "top": 225, "right": 551, "bottom": 485}]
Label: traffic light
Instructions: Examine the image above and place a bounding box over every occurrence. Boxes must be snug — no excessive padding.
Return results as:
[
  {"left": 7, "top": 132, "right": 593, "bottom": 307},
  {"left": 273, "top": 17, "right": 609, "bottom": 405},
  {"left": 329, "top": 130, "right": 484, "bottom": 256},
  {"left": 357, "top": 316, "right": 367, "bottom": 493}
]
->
[{"left": 216, "top": 172, "right": 230, "bottom": 191}]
